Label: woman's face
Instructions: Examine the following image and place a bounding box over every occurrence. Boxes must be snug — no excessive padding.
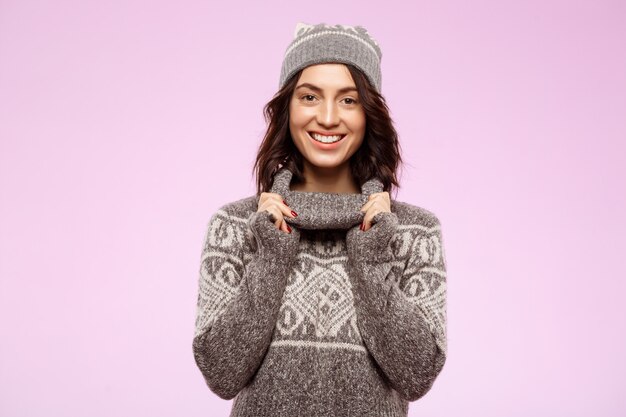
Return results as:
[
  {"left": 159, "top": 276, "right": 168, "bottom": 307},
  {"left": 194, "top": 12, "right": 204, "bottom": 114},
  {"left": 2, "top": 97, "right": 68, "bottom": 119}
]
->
[{"left": 289, "top": 63, "right": 366, "bottom": 169}]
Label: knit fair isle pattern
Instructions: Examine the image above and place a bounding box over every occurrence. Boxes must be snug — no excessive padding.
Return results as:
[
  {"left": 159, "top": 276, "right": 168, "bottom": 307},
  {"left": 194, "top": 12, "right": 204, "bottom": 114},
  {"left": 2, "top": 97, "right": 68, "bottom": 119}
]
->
[{"left": 192, "top": 167, "right": 447, "bottom": 417}]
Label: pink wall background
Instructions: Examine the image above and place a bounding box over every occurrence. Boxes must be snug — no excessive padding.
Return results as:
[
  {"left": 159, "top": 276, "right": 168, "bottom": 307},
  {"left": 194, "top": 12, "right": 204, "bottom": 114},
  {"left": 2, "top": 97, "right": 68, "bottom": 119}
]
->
[{"left": 1, "top": 0, "right": 625, "bottom": 416}]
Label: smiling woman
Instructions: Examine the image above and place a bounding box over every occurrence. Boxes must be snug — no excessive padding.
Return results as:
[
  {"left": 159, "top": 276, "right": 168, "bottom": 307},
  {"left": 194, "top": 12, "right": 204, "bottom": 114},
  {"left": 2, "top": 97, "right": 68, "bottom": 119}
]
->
[
  {"left": 255, "top": 57, "right": 402, "bottom": 195},
  {"left": 289, "top": 64, "right": 367, "bottom": 172},
  {"left": 192, "top": 21, "right": 448, "bottom": 417}
]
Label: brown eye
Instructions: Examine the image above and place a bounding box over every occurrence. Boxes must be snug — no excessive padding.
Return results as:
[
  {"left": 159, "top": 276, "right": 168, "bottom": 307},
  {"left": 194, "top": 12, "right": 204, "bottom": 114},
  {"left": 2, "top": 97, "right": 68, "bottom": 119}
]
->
[
  {"left": 343, "top": 98, "right": 358, "bottom": 105},
  {"left": 302, "top": 94, "right": 316, "bottom": 102}
]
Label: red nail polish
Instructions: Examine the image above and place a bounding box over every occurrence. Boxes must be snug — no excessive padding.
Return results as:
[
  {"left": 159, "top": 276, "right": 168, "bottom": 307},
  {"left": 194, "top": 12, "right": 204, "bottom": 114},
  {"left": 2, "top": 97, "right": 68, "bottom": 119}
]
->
[
  {"left": 283, "top": 200, "right": 288, "bottom": 205},
  {"left": 291, "top": 210, "right": 297, "bottom": 217},
  {"left": 287, "top": 225, "right": 292, "bottom": 233},
  {"left": 360, "top": 222, "right": 364, "bottom": 231}
]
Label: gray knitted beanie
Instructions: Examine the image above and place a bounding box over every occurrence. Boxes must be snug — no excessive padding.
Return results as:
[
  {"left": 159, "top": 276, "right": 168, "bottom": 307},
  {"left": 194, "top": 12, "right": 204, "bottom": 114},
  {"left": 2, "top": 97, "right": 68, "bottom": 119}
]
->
[{"left": 278, "top": 22, "right": 383, "bottom": 93}]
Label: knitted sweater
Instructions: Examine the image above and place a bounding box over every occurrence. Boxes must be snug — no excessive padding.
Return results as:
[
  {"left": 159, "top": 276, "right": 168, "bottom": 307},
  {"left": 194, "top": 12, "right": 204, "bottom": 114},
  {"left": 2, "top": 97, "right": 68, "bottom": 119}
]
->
[{"left": 192, "top": 167, "right": 448, "bottom": 417}]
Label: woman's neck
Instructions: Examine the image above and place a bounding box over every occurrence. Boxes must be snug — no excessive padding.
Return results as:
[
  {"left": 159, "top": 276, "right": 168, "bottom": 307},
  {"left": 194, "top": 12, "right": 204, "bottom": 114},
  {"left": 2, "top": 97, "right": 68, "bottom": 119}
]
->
[
  {"left": 269, "top": 166, "right": 384, "bottom": 230},
  {"left": 289, "top": 163, "right": 360, "bottom": 194}
]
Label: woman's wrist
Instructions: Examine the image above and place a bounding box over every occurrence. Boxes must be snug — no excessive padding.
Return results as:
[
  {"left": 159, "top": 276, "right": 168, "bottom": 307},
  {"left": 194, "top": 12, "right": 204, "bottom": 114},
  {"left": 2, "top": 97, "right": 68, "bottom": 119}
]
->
[
  {"left": 247, "top": 210, "right": 301, "bottom": 260},
  {"left": 346, "top": 211, "right": 399, "bottom": 263}
]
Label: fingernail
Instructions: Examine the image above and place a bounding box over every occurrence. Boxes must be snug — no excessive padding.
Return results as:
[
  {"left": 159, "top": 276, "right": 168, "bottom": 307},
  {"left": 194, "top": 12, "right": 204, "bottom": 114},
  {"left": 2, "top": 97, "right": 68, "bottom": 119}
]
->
[
  {"left": 287, "top": 225, "right": 292, "bottom": 233},
  {"left": 283, "top": 200, "right": 288, "bottom": 205},
  {"left": 291, "top": 210, "right": 298, "bottom": 217},
  {"left": 360, "top": 222, "right": 364, "bottom": 231}
]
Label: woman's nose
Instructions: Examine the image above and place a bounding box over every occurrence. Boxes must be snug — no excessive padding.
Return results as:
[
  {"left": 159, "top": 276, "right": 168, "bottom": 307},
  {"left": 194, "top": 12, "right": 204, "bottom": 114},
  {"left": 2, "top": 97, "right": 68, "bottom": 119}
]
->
[{"left": 317, "top": 101, "right": 340, "bottom": 126}]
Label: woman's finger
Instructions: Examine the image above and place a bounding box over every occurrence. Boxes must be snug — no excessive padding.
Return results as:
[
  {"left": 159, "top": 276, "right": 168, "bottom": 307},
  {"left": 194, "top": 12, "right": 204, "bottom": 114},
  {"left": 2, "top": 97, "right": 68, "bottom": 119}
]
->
[{"left": 258, "top": 200, "right": 293, "bottom": 233}]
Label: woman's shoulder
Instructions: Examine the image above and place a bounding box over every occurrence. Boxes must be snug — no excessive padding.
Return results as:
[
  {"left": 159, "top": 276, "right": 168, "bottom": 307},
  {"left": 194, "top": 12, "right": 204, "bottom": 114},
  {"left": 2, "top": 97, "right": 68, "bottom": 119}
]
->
[
  {"left": 390, "top": 199, "right": 443, "bottom": 228},
  {"left": 214, "top": 194, "right": 259, "bottom": 222},
  {"left": 203, "top": 194, "right": 260, "bottom": 257}
]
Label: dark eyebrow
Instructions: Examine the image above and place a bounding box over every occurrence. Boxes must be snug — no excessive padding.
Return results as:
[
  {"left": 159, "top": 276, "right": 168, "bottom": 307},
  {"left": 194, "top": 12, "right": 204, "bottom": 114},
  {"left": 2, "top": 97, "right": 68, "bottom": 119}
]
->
[{"left": 295, "top": 82, "right": 358, "bottom": 94}]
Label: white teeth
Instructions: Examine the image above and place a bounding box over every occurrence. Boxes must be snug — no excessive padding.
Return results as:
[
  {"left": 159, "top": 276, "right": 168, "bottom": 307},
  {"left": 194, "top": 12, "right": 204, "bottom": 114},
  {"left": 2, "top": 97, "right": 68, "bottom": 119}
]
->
[{"left": 310, "top": 133, "right": 344, "bottom": 143}]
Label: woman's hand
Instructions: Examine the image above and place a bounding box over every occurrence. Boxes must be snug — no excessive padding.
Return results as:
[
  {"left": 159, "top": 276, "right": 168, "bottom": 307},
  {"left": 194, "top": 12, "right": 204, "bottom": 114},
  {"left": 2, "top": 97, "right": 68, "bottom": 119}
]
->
[
  {"left": 359, "top": 191, "right": 391, "bottom": 231},
  {"left": 348, "top": 191, "right": 398, "bottom": 263},
  {"left": 247, "top": 192, "right": 301, "bottom": 260},
  {"left": 257, "top": 192, "right": 298, "bottom": 234}
]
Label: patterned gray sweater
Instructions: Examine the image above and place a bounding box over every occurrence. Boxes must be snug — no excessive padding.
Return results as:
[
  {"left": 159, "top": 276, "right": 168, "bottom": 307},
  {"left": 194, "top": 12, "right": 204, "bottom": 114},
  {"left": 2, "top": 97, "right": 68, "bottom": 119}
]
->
[{"left": 192, "top": 167, "right": 447, "bottom": 417}]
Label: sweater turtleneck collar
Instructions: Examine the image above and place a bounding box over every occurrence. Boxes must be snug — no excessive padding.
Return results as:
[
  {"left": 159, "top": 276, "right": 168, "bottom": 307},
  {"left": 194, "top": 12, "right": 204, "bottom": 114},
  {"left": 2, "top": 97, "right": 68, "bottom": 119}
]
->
[{"left": 266, "top": 166, "right": 384, "bottom": 231}]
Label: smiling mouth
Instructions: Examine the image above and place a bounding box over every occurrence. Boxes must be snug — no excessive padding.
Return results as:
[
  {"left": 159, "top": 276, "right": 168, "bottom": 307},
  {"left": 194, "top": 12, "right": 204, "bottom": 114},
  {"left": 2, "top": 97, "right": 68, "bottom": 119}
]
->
[{"left": 307, "top": 132, "right": 346, "bottom": 144}]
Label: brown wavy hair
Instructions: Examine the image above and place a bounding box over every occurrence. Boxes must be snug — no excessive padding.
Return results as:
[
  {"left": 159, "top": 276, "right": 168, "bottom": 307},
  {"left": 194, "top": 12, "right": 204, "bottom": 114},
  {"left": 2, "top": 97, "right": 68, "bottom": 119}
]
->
[{"left": 252, "top": 63, "right": 403, "bottom": 198}]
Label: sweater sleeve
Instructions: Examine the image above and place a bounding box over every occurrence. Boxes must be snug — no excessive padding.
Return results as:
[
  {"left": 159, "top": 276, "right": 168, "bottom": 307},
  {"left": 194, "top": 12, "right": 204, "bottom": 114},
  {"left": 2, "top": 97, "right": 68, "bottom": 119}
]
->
[
  {"left": 345, "top": 210, "right": 448, "bottom": 402},
  {"left": 192, "top": 206, "right": 300, "bottom": 400}
]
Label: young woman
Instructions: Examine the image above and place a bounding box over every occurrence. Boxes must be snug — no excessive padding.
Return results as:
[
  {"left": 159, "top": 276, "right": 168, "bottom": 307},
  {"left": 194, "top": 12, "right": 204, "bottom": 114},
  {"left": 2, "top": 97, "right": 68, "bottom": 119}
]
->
[{"left": 193, "top": 22, "right": 448, "bottom": 417}]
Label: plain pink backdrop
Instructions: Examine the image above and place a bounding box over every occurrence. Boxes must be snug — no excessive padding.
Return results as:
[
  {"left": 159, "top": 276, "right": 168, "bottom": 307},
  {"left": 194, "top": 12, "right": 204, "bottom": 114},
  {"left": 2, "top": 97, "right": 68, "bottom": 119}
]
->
[{"left": 1, "top": 0, "right": 625, "bottom": 416}]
